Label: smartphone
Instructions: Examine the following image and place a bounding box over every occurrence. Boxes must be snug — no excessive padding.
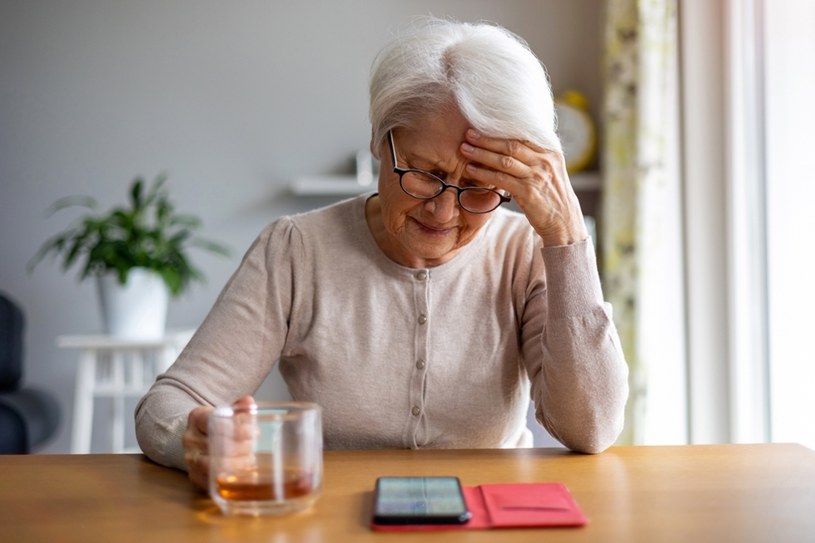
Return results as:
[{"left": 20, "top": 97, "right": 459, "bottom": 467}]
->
[{"left": 372, "top": 476, "right": 472, "bottom": 525}]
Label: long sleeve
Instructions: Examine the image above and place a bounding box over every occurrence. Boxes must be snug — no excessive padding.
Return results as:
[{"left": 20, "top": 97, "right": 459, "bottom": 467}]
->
[
  {"left": 134, "top": 218, "right": 301, "bottom": 470},
  {"left": 523, "top": 238, "right": 629, "bottom": 453}
]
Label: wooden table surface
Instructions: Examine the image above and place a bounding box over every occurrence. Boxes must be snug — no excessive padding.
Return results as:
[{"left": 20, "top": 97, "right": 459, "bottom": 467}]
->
[{"left": 1, "top": 444, "right": 813, "bottom": 542}]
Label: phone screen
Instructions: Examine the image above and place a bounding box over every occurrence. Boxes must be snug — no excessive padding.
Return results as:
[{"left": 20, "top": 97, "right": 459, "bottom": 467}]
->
[{"left": 373, "top": 476, "right": 471, "bottom": 525}]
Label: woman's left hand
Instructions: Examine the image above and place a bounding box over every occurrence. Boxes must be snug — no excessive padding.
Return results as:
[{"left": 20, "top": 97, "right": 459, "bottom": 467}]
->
[{"left": 460, "top": 129, "right": 588, "bottom": 246}]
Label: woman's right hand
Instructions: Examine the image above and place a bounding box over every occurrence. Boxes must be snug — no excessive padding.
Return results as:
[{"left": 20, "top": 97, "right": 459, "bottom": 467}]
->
[{"left": 182, "top": 396, "right": 255, "bottom": 490}]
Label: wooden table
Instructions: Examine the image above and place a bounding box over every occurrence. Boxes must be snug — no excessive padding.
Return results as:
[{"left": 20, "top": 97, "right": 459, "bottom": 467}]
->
[{"left": 1, "top": 444, "right": 813, "bottom": 542}]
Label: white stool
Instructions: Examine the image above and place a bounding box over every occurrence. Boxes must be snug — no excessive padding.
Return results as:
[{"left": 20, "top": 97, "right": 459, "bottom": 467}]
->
[{"left": 57, "top": 330, "right": 194, "bottom": 454}]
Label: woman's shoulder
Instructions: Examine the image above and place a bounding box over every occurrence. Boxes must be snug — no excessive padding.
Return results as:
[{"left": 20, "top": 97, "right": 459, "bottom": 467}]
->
[
  {"left": 261, "top": 194, "right": 366, "bottom": 232},
  {"left": 254, "top": 194, "right": 370, "bottom": 253}
]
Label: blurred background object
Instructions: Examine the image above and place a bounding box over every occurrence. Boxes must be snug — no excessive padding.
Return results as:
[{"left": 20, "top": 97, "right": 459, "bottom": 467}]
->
[{"left": 0, "top": 292, "right": 61, "bottom": 454}]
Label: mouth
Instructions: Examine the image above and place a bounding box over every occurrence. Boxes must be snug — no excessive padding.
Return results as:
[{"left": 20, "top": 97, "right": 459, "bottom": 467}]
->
[{"left": 411, "top": 217, "right": 456, "bottom": 236}]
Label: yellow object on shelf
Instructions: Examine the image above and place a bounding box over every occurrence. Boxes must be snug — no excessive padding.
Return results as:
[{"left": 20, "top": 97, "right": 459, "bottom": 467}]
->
[{"left": 554, "top": 90, "right": 598, "bottom": 174}]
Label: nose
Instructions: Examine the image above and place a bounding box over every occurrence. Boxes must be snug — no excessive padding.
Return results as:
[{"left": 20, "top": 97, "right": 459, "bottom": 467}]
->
[{"left": 423, "top": 186, "right": 459, "bottom": 222}]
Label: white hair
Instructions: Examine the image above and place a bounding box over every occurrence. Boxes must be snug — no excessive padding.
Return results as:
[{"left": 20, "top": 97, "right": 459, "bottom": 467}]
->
[{"left": 369, "top": 17, "right": 561, "bottom": 158}]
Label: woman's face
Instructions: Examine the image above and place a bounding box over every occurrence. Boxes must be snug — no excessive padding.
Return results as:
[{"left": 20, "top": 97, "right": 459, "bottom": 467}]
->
[{"left": 366, "top": 108, "right": 495, "bottom": 268}]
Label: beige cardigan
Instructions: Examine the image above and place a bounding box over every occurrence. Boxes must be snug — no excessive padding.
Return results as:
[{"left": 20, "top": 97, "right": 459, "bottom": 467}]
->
[{"left": 135, "top": 195, "right": 628, "bottom": 471}]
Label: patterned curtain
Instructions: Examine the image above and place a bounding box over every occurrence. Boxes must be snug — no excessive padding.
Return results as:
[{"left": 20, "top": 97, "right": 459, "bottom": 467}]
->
[{"left": 602, "top": 0, "right": 678, "bottom": 445}]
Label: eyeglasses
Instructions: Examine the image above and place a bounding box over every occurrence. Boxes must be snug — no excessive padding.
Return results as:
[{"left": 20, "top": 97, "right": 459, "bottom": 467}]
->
[{"left": 387, "top": 130, "right": 511, "bottom": 214}]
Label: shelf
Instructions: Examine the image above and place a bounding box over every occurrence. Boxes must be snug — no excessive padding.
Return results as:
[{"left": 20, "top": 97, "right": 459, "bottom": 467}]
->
[
  {"left": 289, "top": 175, "right": 376, "bottom": 196},
  {"left": 569, "top": 171, "right": 601, "bottom": 191}
]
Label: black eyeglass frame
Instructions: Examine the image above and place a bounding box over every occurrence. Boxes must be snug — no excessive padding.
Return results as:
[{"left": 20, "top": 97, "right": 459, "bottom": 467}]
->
[{"left": 387, "top": 130, "right": 511, "bottom": 214}]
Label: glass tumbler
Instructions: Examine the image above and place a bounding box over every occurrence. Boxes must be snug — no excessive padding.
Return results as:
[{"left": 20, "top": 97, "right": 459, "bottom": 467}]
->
[{"left": 208, "top": 401, "right": 323, "bottom": 516}]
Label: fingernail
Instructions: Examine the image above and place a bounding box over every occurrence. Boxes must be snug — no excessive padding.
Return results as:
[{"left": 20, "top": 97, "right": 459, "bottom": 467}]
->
[
  {"left": 467, "top": 129, "right": 480, "bottom": 139},
  {"left": 461, "top": 142, "right": 475, "bottom": 153}
]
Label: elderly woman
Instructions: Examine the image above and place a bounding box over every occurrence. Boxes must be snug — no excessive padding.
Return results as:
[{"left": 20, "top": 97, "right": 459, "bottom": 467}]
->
[{"left": 136, "top": 17, "right": 628, "bottom": 490}]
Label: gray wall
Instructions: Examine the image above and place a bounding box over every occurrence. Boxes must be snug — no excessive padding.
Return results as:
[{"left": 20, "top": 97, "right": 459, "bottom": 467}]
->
[{"left": 0, "top": 0, "right": 605, "bottom": 453}]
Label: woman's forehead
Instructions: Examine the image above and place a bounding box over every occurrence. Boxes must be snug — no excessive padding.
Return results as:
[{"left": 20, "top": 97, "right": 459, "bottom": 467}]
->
[{"left": 397, "top": 109, "right": 470, "bottom": 164}]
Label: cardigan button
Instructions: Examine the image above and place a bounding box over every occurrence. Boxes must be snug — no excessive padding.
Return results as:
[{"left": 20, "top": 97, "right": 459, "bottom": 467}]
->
[
  {"left": 411, "top": 406, "right": 421, "bottom": 416},
  {"left": 418, "top": 313, "right": 427, "bottom": 325}
]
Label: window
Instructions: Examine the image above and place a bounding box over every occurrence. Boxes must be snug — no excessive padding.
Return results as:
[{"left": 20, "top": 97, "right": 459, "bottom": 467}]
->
[
  {"left": 683, "top": 0, "right": 815, "bottom": 449},
  {"left": 762, "top": 0, "right": 815, "bottom": 449}
]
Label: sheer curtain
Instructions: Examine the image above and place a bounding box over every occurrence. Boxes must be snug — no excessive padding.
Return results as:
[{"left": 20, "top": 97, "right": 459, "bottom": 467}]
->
[{"left": 602, "top": 0, "right": 684, "bottom": 445}]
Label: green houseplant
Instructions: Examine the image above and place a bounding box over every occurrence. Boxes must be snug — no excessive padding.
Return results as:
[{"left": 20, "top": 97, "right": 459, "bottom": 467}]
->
[{"left": 28, "top": 174, "right": 229, "bottom": 337}]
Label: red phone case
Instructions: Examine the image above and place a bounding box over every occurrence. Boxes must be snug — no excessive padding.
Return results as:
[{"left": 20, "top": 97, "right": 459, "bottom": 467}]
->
[{"left": 371, "top": 482, "right": 588, "bottom": 532}]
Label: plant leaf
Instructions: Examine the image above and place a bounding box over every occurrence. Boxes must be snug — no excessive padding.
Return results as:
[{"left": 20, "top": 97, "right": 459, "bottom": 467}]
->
[{"left": 30, "top": 173, "right": 230, "bottom": 295}]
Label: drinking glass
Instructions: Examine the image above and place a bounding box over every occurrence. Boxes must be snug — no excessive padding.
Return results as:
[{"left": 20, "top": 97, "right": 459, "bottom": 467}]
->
[{"left": 208, "top": 401, "right": 323, "bottom": 516}]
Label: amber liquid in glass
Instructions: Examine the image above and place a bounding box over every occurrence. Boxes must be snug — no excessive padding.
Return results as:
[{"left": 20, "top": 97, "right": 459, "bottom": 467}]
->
[{"left": 216, "top": 467, "right": 313, "bottom": 501}]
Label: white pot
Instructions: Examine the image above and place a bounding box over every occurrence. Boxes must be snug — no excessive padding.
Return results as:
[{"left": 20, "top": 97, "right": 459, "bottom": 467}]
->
[{"left": 96, "top": 268, "right": 169, "bottom": 339}]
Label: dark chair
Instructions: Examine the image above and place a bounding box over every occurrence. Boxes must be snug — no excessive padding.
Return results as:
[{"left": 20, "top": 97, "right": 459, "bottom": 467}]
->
[{"left": 0, "top": 292, "right": 60, "bottom": 453}]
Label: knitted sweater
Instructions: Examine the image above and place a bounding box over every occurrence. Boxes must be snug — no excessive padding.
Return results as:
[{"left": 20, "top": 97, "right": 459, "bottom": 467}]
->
[{"left": 135, "top": 194, "right": 628, "bottom": 471}]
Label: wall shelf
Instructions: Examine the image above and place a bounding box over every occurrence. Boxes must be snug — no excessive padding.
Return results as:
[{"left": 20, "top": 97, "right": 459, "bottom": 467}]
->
[
  {"left": 570, "top": 171, "right": 601, "bottom": 191},
  {"left": 289, "top": 175, "right": 375, "bottom": 196}
]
